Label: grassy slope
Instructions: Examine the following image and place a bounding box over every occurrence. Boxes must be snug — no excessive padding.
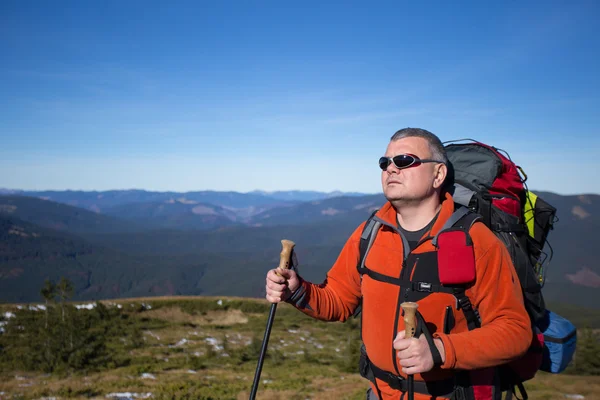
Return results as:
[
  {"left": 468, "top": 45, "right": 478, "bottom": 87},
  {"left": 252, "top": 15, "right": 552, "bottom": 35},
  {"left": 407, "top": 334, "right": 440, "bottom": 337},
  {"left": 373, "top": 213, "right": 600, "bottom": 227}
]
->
[{"left": 0, "top": 296, "right": 597, "bottom": 400}]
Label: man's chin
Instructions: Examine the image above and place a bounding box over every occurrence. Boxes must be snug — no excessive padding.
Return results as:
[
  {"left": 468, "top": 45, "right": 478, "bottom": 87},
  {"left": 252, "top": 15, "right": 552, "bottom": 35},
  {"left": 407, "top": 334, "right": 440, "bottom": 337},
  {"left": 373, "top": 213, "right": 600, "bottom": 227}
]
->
[
  {"left": 384, "top": 191, "right": 422, "bottom": 206},
  {"left": 383, "top": 191, "right": 406, "bottom": 202}
]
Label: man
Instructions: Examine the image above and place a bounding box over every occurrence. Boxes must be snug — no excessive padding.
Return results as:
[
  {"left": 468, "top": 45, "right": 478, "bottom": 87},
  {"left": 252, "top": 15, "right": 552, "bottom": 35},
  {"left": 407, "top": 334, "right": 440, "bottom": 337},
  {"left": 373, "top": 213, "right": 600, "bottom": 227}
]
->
[{"left": 265, "top": 128, "right": 532, "bottom": 400}]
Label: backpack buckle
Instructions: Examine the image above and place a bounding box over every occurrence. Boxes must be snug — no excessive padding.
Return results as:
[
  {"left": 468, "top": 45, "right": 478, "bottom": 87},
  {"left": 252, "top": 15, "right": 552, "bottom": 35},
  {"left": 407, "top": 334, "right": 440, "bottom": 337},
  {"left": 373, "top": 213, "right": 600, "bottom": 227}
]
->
[
  {"left": 457, "top": 296, "right": 472, "bottom": 311},
  {"left": 416, "top": 282, "right": 432, "bottom": 292}
]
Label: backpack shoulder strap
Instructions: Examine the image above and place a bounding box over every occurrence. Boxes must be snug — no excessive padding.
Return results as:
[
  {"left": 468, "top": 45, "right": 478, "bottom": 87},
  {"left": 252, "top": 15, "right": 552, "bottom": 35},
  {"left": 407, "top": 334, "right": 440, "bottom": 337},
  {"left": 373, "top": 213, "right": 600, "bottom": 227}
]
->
[
  {"left": 454, "top": 210, "right": 482, "bottom": 232},
  {"left": 358, "top": 209, "right": 380, "bottom": 272},
  {"left": 436, "top": 206, "right": 484, "bottom": 330},
  {"left": 432, "top": 206, "right": 482, "bottom": 247},
  {"left": 454, "top": 288, "right": 481, "bottom": 330},
  {"left": 352, "top": 210, "right": 380, "bottom": 319}
]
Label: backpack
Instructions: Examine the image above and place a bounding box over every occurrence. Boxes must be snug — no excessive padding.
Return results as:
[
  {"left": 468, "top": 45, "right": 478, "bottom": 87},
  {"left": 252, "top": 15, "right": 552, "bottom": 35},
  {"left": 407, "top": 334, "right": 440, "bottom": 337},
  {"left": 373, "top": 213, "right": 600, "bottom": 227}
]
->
[{"left": 357, "top": 139, "right": 576, "bottom": 398}]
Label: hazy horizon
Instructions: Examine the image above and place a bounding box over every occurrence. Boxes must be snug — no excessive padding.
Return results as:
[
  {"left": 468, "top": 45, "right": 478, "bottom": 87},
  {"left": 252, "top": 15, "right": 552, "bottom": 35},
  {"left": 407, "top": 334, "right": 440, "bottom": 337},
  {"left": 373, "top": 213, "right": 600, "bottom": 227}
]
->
[{"left": 1, "top": 186, "right": 598, "bottom": 197}]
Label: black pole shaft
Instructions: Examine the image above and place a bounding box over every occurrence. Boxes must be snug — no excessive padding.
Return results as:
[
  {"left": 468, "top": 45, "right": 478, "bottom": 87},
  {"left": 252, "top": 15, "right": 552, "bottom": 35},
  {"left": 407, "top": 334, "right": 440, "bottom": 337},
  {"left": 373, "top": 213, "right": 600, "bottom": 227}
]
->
[
  {"left": 249, "top": 303, "right": 278, "bottom": 400},
  {"left": 407, "top": 375, "right": 414, "bottom": 400}
]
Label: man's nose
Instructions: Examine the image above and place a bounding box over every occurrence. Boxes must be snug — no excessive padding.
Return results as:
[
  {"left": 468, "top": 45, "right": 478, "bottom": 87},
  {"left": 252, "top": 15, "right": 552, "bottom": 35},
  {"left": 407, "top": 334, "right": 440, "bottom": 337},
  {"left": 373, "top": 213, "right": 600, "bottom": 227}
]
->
[{"left": 384, "top": 162, "right": 400, "bottom": 173}]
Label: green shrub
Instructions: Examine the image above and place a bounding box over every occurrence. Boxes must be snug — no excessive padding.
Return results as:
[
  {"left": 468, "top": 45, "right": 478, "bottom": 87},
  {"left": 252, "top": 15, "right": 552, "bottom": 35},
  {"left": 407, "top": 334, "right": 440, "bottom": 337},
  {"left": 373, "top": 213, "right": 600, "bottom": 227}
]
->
[{"left": 0, "top": 291, "right": 151, "bottom": 373}]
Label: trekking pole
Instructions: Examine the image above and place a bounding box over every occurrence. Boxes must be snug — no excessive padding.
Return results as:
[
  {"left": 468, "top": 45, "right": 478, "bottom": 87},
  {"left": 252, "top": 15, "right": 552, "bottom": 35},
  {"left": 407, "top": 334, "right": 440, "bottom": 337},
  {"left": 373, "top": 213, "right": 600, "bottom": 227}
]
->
[
  {"left": 249, "top": 239, "right": 296, "bottom": 400},
  {"left": 401, "top": 302, "right": 418, "bottom": 400}
]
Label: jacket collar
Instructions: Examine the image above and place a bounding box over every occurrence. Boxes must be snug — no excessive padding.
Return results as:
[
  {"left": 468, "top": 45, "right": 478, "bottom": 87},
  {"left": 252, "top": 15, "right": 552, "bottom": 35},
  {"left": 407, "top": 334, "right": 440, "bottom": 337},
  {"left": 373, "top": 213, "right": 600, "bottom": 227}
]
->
[{"left": 375, "top": 192, "right": 456, "bottom": 240}]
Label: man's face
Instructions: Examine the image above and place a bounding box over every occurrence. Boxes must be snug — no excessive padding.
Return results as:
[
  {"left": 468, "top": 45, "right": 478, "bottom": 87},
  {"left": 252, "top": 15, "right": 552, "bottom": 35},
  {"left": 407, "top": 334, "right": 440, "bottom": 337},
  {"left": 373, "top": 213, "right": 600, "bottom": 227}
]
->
[{"left": 381, "top": 137, "right": 444, "bottom": 204}]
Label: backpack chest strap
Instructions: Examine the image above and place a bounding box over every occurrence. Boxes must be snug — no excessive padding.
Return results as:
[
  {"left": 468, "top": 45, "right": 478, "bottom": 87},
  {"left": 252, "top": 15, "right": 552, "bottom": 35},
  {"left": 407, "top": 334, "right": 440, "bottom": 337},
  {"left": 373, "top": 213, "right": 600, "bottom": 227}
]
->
[{"left": 357, "top": 266, "right": 455, "bottom": 294}]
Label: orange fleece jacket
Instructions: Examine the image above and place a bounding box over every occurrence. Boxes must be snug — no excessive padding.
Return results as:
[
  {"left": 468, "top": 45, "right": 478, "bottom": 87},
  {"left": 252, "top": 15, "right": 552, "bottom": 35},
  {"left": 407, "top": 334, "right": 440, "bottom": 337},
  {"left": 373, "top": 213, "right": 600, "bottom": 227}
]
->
[{"left": 292, "top": 193, "right": 532, "bottom": 400}]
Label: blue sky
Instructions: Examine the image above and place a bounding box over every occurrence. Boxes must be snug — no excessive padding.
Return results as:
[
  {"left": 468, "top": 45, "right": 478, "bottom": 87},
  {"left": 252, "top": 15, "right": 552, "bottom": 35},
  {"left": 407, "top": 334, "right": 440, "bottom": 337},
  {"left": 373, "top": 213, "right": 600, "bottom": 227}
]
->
[{"left": 1, "top": 1, "right": 599, "bottom": 195}]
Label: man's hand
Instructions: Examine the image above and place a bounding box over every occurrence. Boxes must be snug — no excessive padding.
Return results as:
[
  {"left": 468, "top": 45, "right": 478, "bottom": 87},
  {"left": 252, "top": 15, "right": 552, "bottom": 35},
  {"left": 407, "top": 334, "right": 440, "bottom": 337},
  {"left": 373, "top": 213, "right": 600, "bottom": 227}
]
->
[
  {"left": 393, "top": 330, "right": 446, "bottom": 375},
  {"left": 265, "top": 268, "right": 301, "bottom": 303}
]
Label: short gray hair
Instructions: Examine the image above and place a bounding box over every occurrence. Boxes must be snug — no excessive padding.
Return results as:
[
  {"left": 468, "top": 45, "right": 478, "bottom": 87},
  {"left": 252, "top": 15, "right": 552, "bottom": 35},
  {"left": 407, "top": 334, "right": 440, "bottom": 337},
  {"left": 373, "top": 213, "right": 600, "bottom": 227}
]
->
[{"left": 390, "top": 128, "right": 448, "bottom": 164}]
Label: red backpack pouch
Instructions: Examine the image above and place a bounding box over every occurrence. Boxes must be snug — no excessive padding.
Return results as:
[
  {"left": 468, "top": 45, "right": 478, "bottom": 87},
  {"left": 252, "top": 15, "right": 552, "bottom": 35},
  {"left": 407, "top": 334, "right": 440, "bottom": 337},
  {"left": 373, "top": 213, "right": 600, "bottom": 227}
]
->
[{"left": 436, "top": 228, "right": 476, "bottom": 286}]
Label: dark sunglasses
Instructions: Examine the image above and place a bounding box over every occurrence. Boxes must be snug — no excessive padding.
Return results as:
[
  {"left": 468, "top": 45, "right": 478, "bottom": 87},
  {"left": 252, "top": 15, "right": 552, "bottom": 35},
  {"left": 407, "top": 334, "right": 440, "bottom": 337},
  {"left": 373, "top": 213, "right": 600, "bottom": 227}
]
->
[{"left": 378, "top": 154, "right": 445, "bottom": 171}]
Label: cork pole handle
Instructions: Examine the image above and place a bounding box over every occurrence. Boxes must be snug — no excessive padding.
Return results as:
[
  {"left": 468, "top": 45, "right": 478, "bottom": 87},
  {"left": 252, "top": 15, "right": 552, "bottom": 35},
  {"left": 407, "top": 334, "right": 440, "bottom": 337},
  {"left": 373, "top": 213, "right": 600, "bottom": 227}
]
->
[
  {"left": 401, "top": 302, "right": 418, "bottom": 339},
  {"left": 278, "top": 239, "right": 296, "bottom": 270},
  {"left": 400, "top": 301, "right": 418, "bottom": 400}
]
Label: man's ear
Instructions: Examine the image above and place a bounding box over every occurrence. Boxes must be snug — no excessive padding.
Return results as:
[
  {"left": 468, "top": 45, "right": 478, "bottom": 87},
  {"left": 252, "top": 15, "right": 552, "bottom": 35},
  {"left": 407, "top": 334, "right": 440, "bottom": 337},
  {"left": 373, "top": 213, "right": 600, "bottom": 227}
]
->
[{"left": 433, "top": 163, "right": 448, "bottom": 189}]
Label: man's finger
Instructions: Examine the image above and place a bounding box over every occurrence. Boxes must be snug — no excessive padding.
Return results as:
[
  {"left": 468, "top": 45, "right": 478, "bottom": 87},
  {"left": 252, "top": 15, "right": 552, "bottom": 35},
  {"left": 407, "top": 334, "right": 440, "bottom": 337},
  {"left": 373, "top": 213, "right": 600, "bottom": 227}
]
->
[
  {"left": 395, "top": 330, "right": 406, "bottom": 341},
  {"left": 265, "top": 294, "right": 282, "bottom": 303},
  {"left": 266, "top": 280, "right": 287, "bottom": 292},
  {"left": 396, "top": 348, "right": 412, "bottom": 361},
  {"left": 398, "top": 356, "right": 418, "bottom": 368},
  {"left": 396, "top": 337, "right": 422, "bottom": 359},
  {"left": 402, "top": 365, "right": 424, "bottom": 375},
  {"left": 267, "top": 269, "right": 286, "bottom": 283},
  {"left": 393, "top": 338, "right": 411, "bottom": 351},
  {"left": 277, "top": 268, "right": 294, "bottom": 278}
]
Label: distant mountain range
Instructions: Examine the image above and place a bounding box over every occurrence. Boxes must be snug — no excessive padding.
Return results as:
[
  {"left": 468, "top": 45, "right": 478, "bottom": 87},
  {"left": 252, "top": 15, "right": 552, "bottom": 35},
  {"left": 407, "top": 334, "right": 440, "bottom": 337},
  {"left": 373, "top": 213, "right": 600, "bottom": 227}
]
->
[
  {"left": 0, "top": 189, "right": 598, "bottom": 310},
  {"left": 0, "top": 189, "right": 368, "bottom": 213}
]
